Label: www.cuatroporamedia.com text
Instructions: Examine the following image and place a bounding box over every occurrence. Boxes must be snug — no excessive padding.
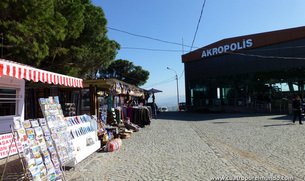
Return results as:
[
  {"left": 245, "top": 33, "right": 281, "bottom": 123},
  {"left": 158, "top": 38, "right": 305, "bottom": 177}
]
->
[{"left": 211, "top": 176, "right": 294, "bottom": 181}]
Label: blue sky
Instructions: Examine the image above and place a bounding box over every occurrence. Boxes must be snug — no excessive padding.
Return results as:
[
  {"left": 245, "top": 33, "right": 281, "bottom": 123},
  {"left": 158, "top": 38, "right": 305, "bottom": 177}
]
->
[{"left": 92, "top": 0, "right": 305, "bottom": 108}]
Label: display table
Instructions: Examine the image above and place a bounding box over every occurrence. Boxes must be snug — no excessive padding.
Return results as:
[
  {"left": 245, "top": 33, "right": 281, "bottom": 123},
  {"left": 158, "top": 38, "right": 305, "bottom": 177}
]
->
[{"left": 64, "top": 118, "right": 100, "bottom": 167}]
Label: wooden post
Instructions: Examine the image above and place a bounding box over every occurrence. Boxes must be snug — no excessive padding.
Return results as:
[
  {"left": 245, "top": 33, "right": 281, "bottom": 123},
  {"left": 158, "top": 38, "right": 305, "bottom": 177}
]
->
[{"left": 89, "top": 85, "right": 96, "bottom": 116}]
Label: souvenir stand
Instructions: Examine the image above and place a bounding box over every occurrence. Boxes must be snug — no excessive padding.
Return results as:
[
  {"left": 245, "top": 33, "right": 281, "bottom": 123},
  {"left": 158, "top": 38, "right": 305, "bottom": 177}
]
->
[
  {"left": 0, "top": 59, "right": 87, "bottom": 181},
  {"left": 109, "top": 82, "right": 151, "bottom": 128},
  {"left": 63, "top": 114, "right": 99, "bottom": 167}
]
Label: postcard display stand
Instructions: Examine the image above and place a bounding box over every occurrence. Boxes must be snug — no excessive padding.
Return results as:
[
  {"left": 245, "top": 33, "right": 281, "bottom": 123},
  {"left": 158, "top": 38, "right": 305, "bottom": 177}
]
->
[
  {"left": 63, "top": 115, "right": 100, "bottom": 167},
  {"left": 39, "top": 97, "right": 99, "bottom": 168},
  {"left": 11, "top": 96, "right": 99, "bottom": 181},
  {"left": 12, "top": 97, "right": 68, "bottom": 181}
]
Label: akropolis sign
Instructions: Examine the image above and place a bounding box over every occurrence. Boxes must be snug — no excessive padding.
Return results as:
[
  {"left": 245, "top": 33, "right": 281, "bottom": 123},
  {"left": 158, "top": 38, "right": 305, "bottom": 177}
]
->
[{"left": 202, "top": 39, "right": 253, "bottom": 58}]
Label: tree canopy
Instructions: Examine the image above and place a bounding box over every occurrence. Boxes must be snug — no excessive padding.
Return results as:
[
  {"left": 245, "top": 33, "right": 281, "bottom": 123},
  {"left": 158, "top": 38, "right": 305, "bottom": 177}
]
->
[
  {"left": 99, "top": 59, "right": 149, "bottom": 86},
  {"left": 0, "top": 0, "right": 120, "bottom": 79}
]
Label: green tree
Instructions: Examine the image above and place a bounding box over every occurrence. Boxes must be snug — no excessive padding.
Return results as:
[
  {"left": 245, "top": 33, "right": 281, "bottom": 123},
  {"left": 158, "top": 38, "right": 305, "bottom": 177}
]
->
[
  {"left": 0, "top": 0, "right": 64, "bottom": 65},
  {"left": 0, "top": 0, "right": 119, "bottom": 79},
  {"left": 99, "top": 59, "right": 149, "bottom": 86},
  {"left": 42, "top": 1, "right": 120, "bottom": 79}
]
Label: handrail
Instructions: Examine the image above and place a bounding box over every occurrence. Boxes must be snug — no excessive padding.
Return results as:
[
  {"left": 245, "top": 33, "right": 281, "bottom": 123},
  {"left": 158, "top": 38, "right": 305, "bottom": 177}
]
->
[{"left": 190, "top": 98, "right": 271, "bottom": 109}]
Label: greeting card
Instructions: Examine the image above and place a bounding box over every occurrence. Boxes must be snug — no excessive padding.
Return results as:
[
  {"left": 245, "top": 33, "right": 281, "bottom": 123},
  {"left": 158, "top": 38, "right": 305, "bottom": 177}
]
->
[
  {"left": 26, "top": 128, "right": 35, "bottom": 140},
  {"left": 54, "top": 96, "right": 59, "bottom": 104},
  {"left": 39, "top": 118, "right": 46, "bottom": 126},
  {"left": 13, "top": 117, "right": 22, "bottom": 130},
  {"left": 42, "top": 126, "right": 50, "bottom": 136},
  {"left": 39, "top": 98, "right": 46, "bottom": 105},
  {"left": 49, "top": 96, "right": 54, "bottom": 104},
  {"left": 38, "top": 164, "right": 47, "bottom": 179},
  {"left": 34, "top": 127, "right": 43, "bottom": 138},
  {"left": 23, "top": 120, "right": 32, "bottom": 128},
  {"left": 38, "top": 137, "right": 46, "bottom": 145},
  {"left": 45, "top": 98, "right": 51, "bottom": 104},
  {"left": 32, "top": 170, "right": 41, "bottom": 181},
  {"left": 27, "top": 158, "right": 36, "bottom": 170},
  {"left": 31, "top": 120, "right": 39, "bottom": 127}
]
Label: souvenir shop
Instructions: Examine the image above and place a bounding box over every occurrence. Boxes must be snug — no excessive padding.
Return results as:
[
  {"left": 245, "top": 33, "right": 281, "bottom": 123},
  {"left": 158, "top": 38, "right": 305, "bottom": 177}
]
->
[
  {"left": 83, "top": 79, "right": 152, "bottom": 142},
  {"left": 0, "top": 60, "right": 153, "bottom": 181},
  {"left": 0, "top": 59, "right": 102, "bottom": 181}
]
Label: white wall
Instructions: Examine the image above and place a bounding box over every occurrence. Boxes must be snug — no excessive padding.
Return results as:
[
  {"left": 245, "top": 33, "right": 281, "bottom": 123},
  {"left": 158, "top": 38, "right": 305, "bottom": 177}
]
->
[{"left": 0, "top": 75, "right": 25, "bottom": 134}]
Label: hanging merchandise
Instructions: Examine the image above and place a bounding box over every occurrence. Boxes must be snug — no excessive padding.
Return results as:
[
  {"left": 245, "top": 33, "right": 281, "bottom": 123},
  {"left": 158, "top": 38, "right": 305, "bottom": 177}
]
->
[
  {"left": 98, "top": 97, "right": 108, "bottom": 125},
  {"left": 107, "top": 108, "right": 117, "bottom": 125},
  {"left": 106, "top": 95, "right": 113, "bottom": 111},
  {"left": 115, "top": 107, "right": 123, "bottom": 124},
  {"left": 126, "top": 106, "right": 151, "bottom": 128}
]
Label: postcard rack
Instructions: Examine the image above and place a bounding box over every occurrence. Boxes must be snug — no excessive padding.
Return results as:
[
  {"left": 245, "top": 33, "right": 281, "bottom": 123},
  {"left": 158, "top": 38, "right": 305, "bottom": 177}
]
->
[
  {"left": 6, "top": 96, "right": 100, "bottom": 181},
  {"left": 11, "top": 97, "right": 68, "bottom": 181},
  {"left": 63, "top": 115, "right": 100, "bottom": 167}
]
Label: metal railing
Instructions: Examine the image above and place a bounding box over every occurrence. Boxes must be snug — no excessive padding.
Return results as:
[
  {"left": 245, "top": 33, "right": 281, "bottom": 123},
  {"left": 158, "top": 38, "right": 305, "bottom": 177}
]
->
[{"left": 190, "top": 98, "right": 273, "bottom": 113}]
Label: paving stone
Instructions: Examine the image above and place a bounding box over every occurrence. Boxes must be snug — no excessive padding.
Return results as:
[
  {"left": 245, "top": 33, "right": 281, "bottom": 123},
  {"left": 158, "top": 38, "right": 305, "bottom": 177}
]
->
[{"left": 2, "top": 112, "right": 303, "bottom": 180}]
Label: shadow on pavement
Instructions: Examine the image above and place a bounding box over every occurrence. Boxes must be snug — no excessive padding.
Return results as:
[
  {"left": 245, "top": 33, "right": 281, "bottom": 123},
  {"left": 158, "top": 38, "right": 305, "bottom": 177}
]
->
[
  {"left": 212, "top": 122, "right": 230, "bottom": 124},
  {"left": 157, "top": 111, "right": 289, "bottom": 122},
  {"left": 263, "top": 123, "right": 294, "bottom": 127},
  {"left": 268, "top": 115, "right": 292, "bottom": 121}
]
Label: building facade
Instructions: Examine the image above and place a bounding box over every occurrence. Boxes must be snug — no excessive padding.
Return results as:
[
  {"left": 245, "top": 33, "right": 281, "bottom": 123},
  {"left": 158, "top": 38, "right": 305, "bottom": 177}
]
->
[{"left": 182, "top": 26, "right": 305, "bottom": 112}]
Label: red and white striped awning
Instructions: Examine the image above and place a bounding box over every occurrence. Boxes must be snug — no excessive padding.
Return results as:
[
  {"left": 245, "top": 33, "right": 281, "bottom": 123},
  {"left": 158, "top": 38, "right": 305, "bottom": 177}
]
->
[{"left": 0, "top": 59, "right": 83, "bottom": 88}]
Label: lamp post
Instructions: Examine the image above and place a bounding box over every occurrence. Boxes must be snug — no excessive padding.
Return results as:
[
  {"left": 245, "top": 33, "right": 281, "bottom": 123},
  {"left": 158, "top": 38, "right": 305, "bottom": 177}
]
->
[{"left": 167, "top": 67, "right": 180, "bottom": 111}]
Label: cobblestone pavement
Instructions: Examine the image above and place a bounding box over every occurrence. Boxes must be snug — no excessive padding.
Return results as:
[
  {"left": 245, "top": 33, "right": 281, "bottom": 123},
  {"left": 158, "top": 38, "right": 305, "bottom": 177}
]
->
[
  {"left": 65, "top": 112, "right": 232, "bottom": 181},
  {"left": 1, "top": 112, "right": 305, "bottom": 180},
  {"left": 64, "top": 112, "right": 304, "bottom": 181}
]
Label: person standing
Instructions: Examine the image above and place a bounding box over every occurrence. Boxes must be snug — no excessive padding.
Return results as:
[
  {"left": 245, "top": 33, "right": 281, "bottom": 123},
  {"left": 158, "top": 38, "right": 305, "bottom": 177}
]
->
[
  {"left": 292, "top": 95, "right": 303, "bottom": 124},
  {"left": 152, "top": 101, "right": 158, "bottom": 119}
]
